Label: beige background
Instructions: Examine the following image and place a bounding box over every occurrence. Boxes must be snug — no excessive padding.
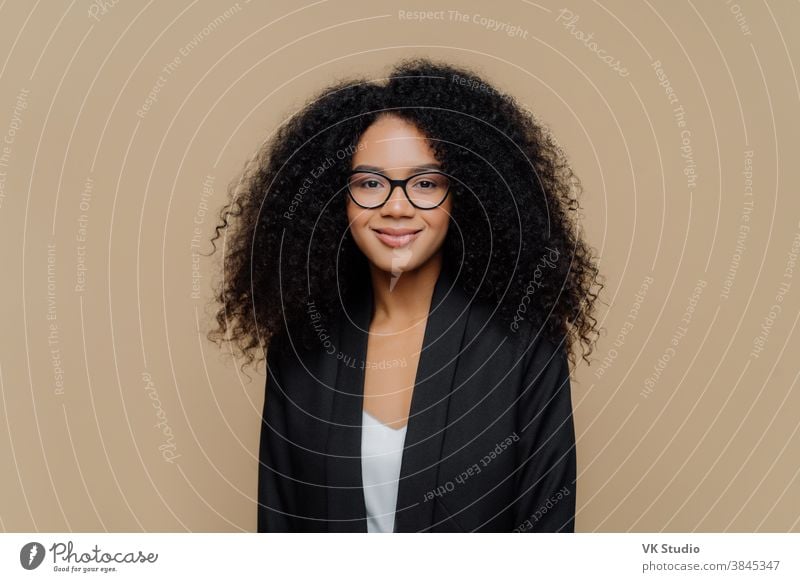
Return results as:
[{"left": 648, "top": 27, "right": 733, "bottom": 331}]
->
[{"left": 1, "top": 0, "right": 798, "bottom": 532}]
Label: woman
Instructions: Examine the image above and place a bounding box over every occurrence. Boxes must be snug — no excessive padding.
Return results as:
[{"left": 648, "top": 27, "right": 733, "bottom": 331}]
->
[{"left": 207, "top": 57, "right": 603, "bottom": 532}]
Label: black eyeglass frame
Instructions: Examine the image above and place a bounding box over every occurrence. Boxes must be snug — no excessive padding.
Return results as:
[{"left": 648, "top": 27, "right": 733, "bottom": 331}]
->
[{"left": 345, "top": 170, "right": 452, "bottom": 210}]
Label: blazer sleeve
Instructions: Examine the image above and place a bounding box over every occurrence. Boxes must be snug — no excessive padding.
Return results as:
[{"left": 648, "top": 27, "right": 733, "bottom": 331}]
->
[
  {"left": 512, "top": 336, "right": 576, "bottom": 532},
  {"left": 257, "top": 337, "right": 298, "bottom": 532}
]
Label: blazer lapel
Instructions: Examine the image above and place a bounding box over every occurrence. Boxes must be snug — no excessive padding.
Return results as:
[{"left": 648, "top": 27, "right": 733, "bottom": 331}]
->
[
  {"left": 325, "top": 278, "right": 372, "bottom": 532},
  {"left": 393, "top": 263, "right": 471, "bottom": 531},
  {"left": 325, "top": 263, "right": 471, "bottom": 532}
]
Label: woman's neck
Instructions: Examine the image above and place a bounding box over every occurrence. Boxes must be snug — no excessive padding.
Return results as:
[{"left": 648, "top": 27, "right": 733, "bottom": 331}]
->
[{"left": 368, "top": 253, "right": 443, "bottom": 328}]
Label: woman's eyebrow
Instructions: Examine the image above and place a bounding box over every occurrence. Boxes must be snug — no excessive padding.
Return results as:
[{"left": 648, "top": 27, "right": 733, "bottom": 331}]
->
[{"left": 352, "top": 163, "right": 442, "bottom": 172}]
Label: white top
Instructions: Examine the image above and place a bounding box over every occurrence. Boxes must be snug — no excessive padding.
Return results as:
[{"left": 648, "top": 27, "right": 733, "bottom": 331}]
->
[{"left": 361, "top": 410, "right": 407, "bottom": 533}]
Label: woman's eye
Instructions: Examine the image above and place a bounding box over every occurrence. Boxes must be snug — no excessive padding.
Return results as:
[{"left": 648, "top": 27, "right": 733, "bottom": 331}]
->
[{"left": 410, "top": 179, "right": 430, "bottom": 189}]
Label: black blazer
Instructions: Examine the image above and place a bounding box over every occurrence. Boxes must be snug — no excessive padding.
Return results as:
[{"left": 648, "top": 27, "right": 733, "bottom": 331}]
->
[{"left": 257, "top": 264, "right": 576, "bottom": 532}]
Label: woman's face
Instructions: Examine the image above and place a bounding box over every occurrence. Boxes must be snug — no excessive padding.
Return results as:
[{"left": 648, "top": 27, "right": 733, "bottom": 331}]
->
[{"left": 346, "top": 114, "right": 452, "bottom": 275}]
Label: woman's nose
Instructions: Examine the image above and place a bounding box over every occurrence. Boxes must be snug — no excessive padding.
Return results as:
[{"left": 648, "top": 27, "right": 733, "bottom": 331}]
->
[{"left": 380, "top": 185, "right": 415, "bottom": 216}]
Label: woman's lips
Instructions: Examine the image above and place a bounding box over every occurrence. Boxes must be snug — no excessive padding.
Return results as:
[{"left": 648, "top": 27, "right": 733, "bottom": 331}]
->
[{"left": 371, "top": 228, "right": 422, "bottom": 248}]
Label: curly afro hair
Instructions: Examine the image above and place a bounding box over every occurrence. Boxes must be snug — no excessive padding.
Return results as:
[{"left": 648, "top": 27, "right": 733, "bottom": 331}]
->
[{"left": 206, "top": 57, "right": 604, "bottom": 377}]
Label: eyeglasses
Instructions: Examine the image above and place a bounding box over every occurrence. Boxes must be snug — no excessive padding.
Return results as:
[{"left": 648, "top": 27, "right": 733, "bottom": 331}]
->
[{"left": 346, "top": 170, "right": 451, "bottom": 210}]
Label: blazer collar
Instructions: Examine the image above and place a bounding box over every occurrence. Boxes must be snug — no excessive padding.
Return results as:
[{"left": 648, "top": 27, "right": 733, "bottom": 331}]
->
[{"left": 324, "top": 262, "right": 471, "bottom": 532}]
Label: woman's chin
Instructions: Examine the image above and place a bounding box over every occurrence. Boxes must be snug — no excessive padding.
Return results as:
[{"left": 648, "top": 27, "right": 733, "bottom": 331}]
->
[
  {"left": 365, "top": 251, "right": 443, "bottom": 279},
  {"left": 369, "top": 259, "right": 419, "bottom": 277}
]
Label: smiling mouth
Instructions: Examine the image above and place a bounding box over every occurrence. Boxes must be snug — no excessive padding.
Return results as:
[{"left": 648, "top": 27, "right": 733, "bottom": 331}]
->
[{"left": 371, "top": 227, "right": 423, "bottom": 248}]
